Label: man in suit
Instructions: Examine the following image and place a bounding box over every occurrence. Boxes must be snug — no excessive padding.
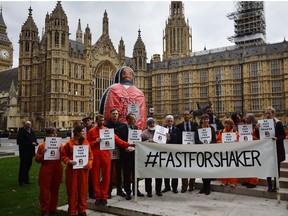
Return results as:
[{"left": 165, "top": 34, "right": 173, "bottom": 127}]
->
[
  {"left": 162, "top": 115, "right": 181, "bottom": 194},
  {"left": 116, "top": 113, "right": 144, "bottom": 200},
  {"left": 177, "top": 111, "right": 198, "bottom": 193}
]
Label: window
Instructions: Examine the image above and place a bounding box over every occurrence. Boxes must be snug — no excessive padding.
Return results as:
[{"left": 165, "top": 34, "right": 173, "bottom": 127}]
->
[
  {"left": 80, "top": 66, "right": 84, "bottom": 79},
  {"left": 251, "top": 99, "right": 260, "bottom": 111},
  {"left": 74, "top": 101, "right": 77, "bottom": 112},
  {"left": 80, "top": 85, "right": 84, "bottom": 96},
  {"left": 54, "top": 99, "right": 57, "bottom": 111},
  {"left": 74, "top": 64, "right": 78, "bottom": 78},
  {"left": 271, "top": 60, "right": 281, "bottom": 76},
  {"left": 61, "top": 33, "right": 65, "bottom": 45},
  {"left": 171, "top": 89, "right": 178, "bottom": 99},
  {"left": 156, "top": 75, "right": 163, "bottom": 86},
  {"left": 68, "top": 101, "right": 71, "bottom": 112},
  {"left": 54, "top": 59, "right": 59, "bottom": 74},
  {"left": 80, "top": 101, "right": 84, "bottom": 113},
  {"left": 233, "top": 84, "right": 242, "bottom": 95},
  {"left": 215, "top": 84, "right": 223, "bottom": 96},
  {"left": 251, "top": 82, "right": 259, "bottom": 94},
  {"left": 214, "top": 67, "right": 223, "bottom": 81},
  {"left": 200, "top": 87, "right": 207, "bottom": 98},
  {"left": 272, "top": 80, "right": 282, "bottom": 93},
  {"left": 171, "top": 74, "right": 178, "bottom": 85},
  {"left": 199, "top": 70, "right": 208, "bottom": 83},
  {"left": 69, "top": 63, "right": 71, "bottom": 77},
  {"left": 25, "top": 41, "right": 29, "bottom": 52},
  {"left": 25, "top": 66, "right": 29, "bottom": 79},
  {"left": 272, "top": 98, "right": 282, "bottom": 111},
  {"left": 250, "top": 62, "right": 259, "bottom": 77},
  {"left": 61, "top": 80, "right": 65, "bottom": 92},
  {"left": 234, "top": 101, "right": 242, "bottom": 112},
  {"left": 68, "top": 83, "right": 71, "bottom": 94},
  {"left": 74, "top": 84, "right": 78, "bottom": 95},
  {"left": 54, "top": 80, "right": 58, "bottom": 92},
  {"left": 171, "top": 104, "right": 178, "bottom": 115},
  {"left": 232, "top": 65, "right": 241, "bottom": 79},
  {"left": 55, "top": 31, "right": 59, "bottom": 45},
  {"left": 183, "top": 88, "right": 191, "bottom": 99},
  {"left": 156, "top": 90, "right": 163, "bottom": 100},
  {"left": 183, "top": 71, "right": 192, "bottom": 84},
  {"left": 60, "top": 99, "right": 64, "bottom": 112},
  {"left": 62, "top": 60, "right": 65, "bottom": 74}
]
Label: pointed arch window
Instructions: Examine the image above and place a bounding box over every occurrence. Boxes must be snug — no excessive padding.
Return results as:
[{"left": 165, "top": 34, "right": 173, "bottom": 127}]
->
[
  {"left": 55, "top": 31, "right": 59, "bottom": 45},
  {"left": 61, "top": 33, "right": 65, "bottom": 45},
  {"left": 25, "top": 41, "right": 30, "bottom": 52}
]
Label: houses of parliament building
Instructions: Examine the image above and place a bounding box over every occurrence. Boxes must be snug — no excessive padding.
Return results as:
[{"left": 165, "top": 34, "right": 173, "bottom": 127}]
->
[{"left": 0, "top": 1, "right": 288, "bottom": 130}]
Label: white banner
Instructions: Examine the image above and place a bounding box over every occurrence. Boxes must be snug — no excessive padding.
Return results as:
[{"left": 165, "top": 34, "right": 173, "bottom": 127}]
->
[{"left": 135, "top": 139, "right": 278, "bottom": 178}]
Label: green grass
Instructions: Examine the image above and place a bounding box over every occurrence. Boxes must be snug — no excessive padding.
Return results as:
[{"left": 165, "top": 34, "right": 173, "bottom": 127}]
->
[{"left": 0, "top": 157, "right": 68, "bottom": 216}]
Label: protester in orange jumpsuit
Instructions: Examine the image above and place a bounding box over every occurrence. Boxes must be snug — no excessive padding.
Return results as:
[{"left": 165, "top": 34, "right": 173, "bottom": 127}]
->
[
  {"left": 61, "top": 125, "right": 93, "bottom": 216},
  {"left": 241, "top": 113, "right": 260, "bottom": 188},
  {"left": 86, "top": 114, "right": 131, "bottom": 206},
  {"left": 35, "top": 128, "right": 63, "bottom": 216},
  {"left": 216, "top": 118, "right": 239, "bottom": 187}
]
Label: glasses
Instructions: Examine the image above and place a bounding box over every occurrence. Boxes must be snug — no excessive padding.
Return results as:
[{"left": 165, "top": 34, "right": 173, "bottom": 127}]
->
[{"left": 265, "top": 113, "right": 272, "bottom": 115}]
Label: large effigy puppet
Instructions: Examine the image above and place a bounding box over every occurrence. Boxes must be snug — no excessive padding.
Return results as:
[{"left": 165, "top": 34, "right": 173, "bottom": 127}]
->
[{"left": 99, "top": 66, "right": 147, "bottom": 130}]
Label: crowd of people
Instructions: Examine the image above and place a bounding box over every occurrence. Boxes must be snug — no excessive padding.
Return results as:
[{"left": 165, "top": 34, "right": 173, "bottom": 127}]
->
[{"left": 16, "top": 105, "right": 286, "bottom": 216}]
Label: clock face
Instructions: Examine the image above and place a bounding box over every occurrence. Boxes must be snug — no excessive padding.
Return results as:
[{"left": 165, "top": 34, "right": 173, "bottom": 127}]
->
[{"left": 0, "top": 49, "right": 10, "bottom": 59}]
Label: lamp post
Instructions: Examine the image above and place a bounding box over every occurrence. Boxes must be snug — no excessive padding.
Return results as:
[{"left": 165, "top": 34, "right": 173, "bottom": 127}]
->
[
  {"left": 216, "top": 78, "right": 220, "bottom": 119},
  {"left": 149, "top": 107, "right": 154, "bottom": 118}
]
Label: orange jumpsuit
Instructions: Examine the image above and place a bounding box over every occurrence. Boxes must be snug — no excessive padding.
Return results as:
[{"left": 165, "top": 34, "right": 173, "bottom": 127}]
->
[
  {"left": 216, "top": 128, "right": 239, "bottom": 185},
  {"left": 61, "top": 138, "right": 93, "bottom": 216},
  {"left": 86, "top": 126, "right": 129, "bottom": 201},
  {"left": 242, "top": 127, "right": 259, "bottom": 185},
  {"left": 35, "top": 141, "right": 63, "bottom": 215}
]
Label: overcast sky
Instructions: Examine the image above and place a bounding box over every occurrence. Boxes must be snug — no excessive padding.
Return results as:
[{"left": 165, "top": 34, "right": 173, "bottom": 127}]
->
[{"left": 2, "top": 1, "right": 288, "bottom": 68}]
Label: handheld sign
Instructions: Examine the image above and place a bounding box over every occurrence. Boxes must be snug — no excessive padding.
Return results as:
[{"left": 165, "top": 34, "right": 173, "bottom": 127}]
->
[
  {"left": 73, "top": 145, "right": 89, "bottom": 169},
  {"left": 100, "top": 129, "right": 115, "bottom": 150},
  {"left": 153, "top": 125, "right": 168, "bottom": 144},
  {"left": 128, "top": 104, "right": 140, "bottom": 120},
  {"left": 198, "top": 128, "right": 212, "bottom": 144},
  {"left": 44, "top": 137, "right": 62, "bottom": 160},
  {"left": 258, "top": 119, "right": 275, "bottom": 139},
  {"left": 222, "top": 132, "right": 237, "bottom": 143},
  {"left": 182, "top": 131, "right": 195, "bottom": 144},
  {"left": 128, "top": 129, "right": 142, "bottom": 144},
  {"left": 238, "top": 124, "right": 253, "bottom": 141}
]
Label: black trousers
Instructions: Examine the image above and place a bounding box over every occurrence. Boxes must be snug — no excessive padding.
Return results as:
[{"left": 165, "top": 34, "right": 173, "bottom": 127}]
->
[
  {"left": 121, "top": 151, "right": 135, "bottom": 195},
  {"left": 18, "top": 156, "right": 33, "bottom": 184},
  {"left": 164, "top": 178, "right": 178, "bottom": 190},
  {"left": 202, "top": 178, "right": 211, "bottom": 192},
  {"left": 145, "top": 178, "right": 162, "bottom": 193}
]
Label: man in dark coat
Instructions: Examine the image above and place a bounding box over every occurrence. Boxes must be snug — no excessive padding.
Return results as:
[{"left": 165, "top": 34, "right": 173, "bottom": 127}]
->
[{"left": 17, "top": 120, "right": 38, "bottom": 186}]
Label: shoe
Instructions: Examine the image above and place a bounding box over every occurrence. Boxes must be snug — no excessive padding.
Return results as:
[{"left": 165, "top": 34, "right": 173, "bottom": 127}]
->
[
  {"left": 241, "top": 182, "right": 248, "bottom": 186},
  {"left": 188, "top": 187, "right": 194, "bottom": 192},
  {"left": 161, "top": 188, "right": 171, "bottom": 193},
  {"left": 101, "top": 200, "right": 108, "bottom": 206},
  {"left": 117, "top": 190, "right": 126, "bottom": 197},
  {"left": 246, "top": 183, "right": 256, "bottom": 188},
  {"left": 78, "top": 212, "right": 87, "bottom": 216},
  {"left": 108, "top": 193, "right": 112, "bottom": 199},
  {"left": 137, "top": 190, "right": 144, "bottom": 197},
  {"left": 94, "top": 199, "right": 101, "bottom": 205},
  {"left": 220, "top": 183, "right": 226, "bottom": 187},
  {"left": 42, "top": 213, "right": 50, "bottom": 216},
  {"left": 23, "top": 181, "right": 32, "bottom": 185},
  {"left": 230, "top": 184, "right": 236, "bottom": 188},
  {"left": 199, "top": 188, "right": 205, "bottom": 194},
  {"left": 147, "top": 192, "right": 153, "bottom": 197},
  {"left": 205, "top": 190, "right": 210, "bottom": 195},
  {"left": 126, "top": 194, "right": 132, "bottom": 200},
  {"left": 172, "top": 189, "right": 178, "bottom": 194},
  {"left": 156, "top": 191, "right": 162, "bottom": 196},
  {"left": 181, "top": 189, "right": 187, "bottom": 193}
]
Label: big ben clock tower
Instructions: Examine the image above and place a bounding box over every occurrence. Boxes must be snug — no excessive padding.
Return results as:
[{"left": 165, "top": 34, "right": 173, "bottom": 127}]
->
[{"left": 0, "top": 7, "right": 13, "bottom": 72}]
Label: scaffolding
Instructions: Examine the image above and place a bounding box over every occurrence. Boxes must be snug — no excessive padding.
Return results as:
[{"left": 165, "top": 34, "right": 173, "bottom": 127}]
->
[{"left": 227, "top": 1, "right": 266, "bottom": 47}]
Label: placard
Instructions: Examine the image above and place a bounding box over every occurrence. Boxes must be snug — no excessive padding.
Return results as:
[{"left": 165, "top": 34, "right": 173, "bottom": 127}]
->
[
  {"left": 258, "top": 119, "right": 275, "bottom": 140},
  {"left": 128, "top": 104, "right": 140, "bottom": 120},
  {"left": 110, "top": 146, "right": 120, "bottom": 160},
  {"left": 128, "top": 129, "right": 142, "bottom": 144},
  {"left": 100, "top": 129, "right": 115, "bottom": 150},
  {"left": 238, "top": 124, "right": 253, "bottom": 141},
  {"left": 182, "top": 131, "right": 195, "bottom": 144},
  {"left": 222, "top": 132, "right": 237, "bottom": 143},
  {"left": 153, "top": 125, "right": 168, "bottom": 144},
  {"left": 44, "top": 137, "right": 62, "bottom": 160},
  {"left": 197, "top": 128, "right": 212, "bottom": 144},
  {"left": 73, "top": 145, "right": 89, "bottom": 169}
]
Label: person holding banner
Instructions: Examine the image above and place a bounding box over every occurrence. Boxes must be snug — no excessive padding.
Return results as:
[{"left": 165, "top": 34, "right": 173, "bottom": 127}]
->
[
  {"left": 260, "top": 106, "right": 286, "bottom": 192},
  {"left": 35, "top": 128, "right": 63, "bottom": 216},
  {"left": 216, "top": 118, "right": 239, "bottom": 188},
  {"left": 195, "top": 114, "right": 216, "bottom": 195},
  {"left": 116, "top": 113, "right": 145, "bottom": 200},
  {"left": 141, "top": 118, "right": 163, "bottom": 197},
  {"left": 104, "top": 109, "right": 126, "bottom": 199},
  {"left": 241, "top": 113, "right": 260, "bottom": 188},
  {"left": 162, "top": 115, "right": 181, "bottom": 194},
  {"left": 177, "top": 110, "right": 198, "bottom": 193},
  {"left": 87, "top": 114, "right": 132, "bottom": 205},
  {"left": 61, "top": 125, "right": 93, "bottom": 216}
]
